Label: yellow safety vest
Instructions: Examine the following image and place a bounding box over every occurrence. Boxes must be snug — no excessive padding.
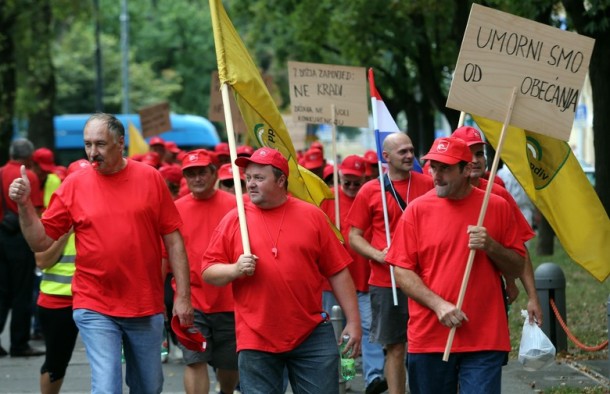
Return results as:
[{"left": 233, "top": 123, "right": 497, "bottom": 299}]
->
[
  {"left": 40, "top": 234, "right": 76, "bottom": 296},
  {"left": 43, "top": 173, "right": 61, "bottom": 208}
]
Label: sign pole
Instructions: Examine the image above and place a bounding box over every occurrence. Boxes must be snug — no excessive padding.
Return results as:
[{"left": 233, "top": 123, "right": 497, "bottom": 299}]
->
[{"left": 443, "top": 87, "right": 517, "bottom": 361}]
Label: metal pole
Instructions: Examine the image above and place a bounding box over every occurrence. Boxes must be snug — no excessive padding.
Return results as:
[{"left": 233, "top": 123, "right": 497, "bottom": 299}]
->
[
  {"left": 93, "top": 0, "right": 103, "bottom": 112},
  {"left": 535, "top": 262, "right": 567, "bottom": 352},
  {"left": 331, "top": 305, "right": 346, "bottom": 394},
  {"left": 120, "top": 0, "right": 129, "bottom": 114}
]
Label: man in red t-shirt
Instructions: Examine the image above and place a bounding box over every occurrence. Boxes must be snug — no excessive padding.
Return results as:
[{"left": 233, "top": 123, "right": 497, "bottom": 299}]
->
[
  {"left": 451, "top": 126, "right": 541, "bottom": 326},
  {"left": 320, "top": 155, "right": 387, "bottom": 393},
  {"left": 386, "top": 137, "right": 526, "bottom": 393},
  {"left": 202, "top": 147, "right": 361, "bottom": 393},
  {"left": 9, "top": 113, "right": 193, "bottom": 393},
  {"left": 0, "top": 138, "right": 45, "bottom": 357},
  {"left": 348, "top": 133, "right": 433, "bottom": 394},
  {"left": 174, "top": 149, "right": 238, "bottom": 394}
]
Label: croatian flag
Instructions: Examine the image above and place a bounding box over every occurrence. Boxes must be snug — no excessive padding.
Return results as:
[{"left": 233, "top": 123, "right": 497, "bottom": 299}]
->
[{"left": 369, "top": 68, "right": 422, "bottom": 173}]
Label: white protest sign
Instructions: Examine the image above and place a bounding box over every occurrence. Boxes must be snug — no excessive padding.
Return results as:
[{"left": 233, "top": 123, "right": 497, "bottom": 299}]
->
[
  {"left": 288, "top": 61, "right": 368, "bottom": 128},
  {"left": 446, "top": 4, "right": 594, "bottom": 141}
]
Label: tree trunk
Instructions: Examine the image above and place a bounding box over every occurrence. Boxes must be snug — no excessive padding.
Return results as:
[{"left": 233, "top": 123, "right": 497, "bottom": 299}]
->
[
  {"left": 0, "top": 1, "right": 17, "bottom": 163},
  {"left": 561, "top": 0, "right": 610, "bottom": 215},
  {"left": 25, "top": 0, "right": 56, "bottom": 150}
]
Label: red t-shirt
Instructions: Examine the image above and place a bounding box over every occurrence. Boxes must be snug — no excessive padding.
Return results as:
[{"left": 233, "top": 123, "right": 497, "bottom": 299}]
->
[
  {"left": 41, "top": 160, "right": 182, "bottom": 317},
  {"left": 477, "top": 178, "right": 535, "bottom": 244},
  {"left": 202, "top": 196, "right": 352, "bottom": 353},
  {"left": 385, "top": 187, "right": 526, "bottom": 353},
  {"left": 1, "top": 161, "right": 43, "bottom": 214},
  {"left": 174, "top": 189, "right": 236, "bottom": 313},
  {"left": 347, "top": 172, "right": 433, "bottom": 287},
  {"left": 320, "top": 187, "right": 370, "bottom": 292}
]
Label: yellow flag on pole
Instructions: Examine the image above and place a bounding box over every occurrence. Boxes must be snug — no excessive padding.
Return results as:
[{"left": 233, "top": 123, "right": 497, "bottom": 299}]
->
[
  {"left": 128, "top": 122, "right": 149, "bottom": 157},
  {"left": 473, "top": 115, "right": 610, "bottom": 282},
  {"left": 208, "top": 0, "right": 333, "bottom": 207}
]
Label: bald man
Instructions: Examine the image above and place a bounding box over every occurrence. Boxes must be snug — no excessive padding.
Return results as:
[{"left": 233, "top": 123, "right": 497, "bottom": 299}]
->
[{"left": 348, "top": 133, "right": 433, "bottom": 394}]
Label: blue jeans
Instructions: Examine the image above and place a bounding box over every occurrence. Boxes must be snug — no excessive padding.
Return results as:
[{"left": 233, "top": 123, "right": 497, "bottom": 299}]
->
[
  {"left": 358, "top": 291, "right": 385, "bottom": 385},
  {"left": 73, "top": 309, "right": 164, "bottom": 394},
  {"left": 238, "top": 321, "right": 338, "bottom": 394},
  {"left": 408, "top": 351, "right": 505, "bottom": 394}
]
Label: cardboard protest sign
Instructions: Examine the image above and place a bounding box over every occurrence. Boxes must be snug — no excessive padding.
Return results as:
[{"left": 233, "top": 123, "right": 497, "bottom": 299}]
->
[
  {"left": 282, "top": 114, "right": 307, "bottom": 151},
  {"left": 138, "top": 102, "right": 172, "bottom": 138},
  {"left": 288, "top": 61, "right": 368, "bottom": 128},
  {"left": 446, "top": 4, "right": 594, "bottom": 141},
  {"left": 208, "top": 71, "right": 277, "bottom": 135}
]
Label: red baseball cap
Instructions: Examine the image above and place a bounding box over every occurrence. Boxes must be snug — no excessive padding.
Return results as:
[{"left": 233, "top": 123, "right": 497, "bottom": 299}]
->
[
  {"left": 182, "top": 149, "right": 214, "bottom": 171},
  {"left": 165, "top": 141, "right": 181, "bottom": 154},
  {"left": 215, "top": 142, "right": 230, "bottom": 157},
  {"left": 235, "top": 147, "right": 289, "bottom": 177},
  {"left": 363, "top": 150, "right": 378, "bottom": 164},
  {"left": 159, "top": 165, "right": 183, "bottom": 185},
  {"left": 310, "top": 141, "right": 324, "bottom": 152},
  {"left": 218, "top": 163, "right": 244, "bottom": 181},
  {"left": 149, "top": 136, "right": 166, "bottom": 146},
  {"left": 302, "top": 149, "right": 324, "bottom": 170},
  {"left": 237, "top": 145, "right": 255, "bottom": 157},
  {"left": 422, "top": 137, "right": 473, "bottom": 165},
  {"left": 171, "top": 315, "right": 207, "bottom": 352},
  {"left": 451, "top": 126, "right": 486, "bottom": 147},
  {"left": 340, "top": 155, "right": 366, "bottom": 177},
  {"left": 32, "top": 148, "right": 56, "bottom": 173}
]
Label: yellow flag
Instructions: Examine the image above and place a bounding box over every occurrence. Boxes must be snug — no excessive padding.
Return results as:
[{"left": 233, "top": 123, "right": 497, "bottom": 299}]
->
[
  {"left": 473, "top": 115, "right": 610, "bottom": 282},
  {"left": 128, "top": 122, "right": 149, "bottom": 157},
  {"left": 209, "top": 0, "right": 333, "bottom": 207}
]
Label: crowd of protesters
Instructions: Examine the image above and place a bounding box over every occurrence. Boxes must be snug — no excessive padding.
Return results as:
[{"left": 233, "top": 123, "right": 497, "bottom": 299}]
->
[{"left": 1, "top": 113, "right": 535, "bottom": 394}]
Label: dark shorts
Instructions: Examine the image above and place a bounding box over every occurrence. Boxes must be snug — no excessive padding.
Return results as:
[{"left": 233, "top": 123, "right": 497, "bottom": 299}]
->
[
  {"left": 369, "top": 285, "right": 408, "bottom": 345},
  {"left": 38, "top": 305, "right": 79, "bottom": 381},
  {"left": 180, "top": 310, "right": 238, "bottom": 370}
]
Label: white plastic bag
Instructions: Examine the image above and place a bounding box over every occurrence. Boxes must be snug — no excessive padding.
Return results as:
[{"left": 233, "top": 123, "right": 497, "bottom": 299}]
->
[{"left": 518, "top": 310, "right": 556, "bottom": 371}]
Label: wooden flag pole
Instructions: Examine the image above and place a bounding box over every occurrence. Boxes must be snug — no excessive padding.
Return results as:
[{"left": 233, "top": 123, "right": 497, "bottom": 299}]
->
[
  {"left": 458, "top": 111, "right": 466, "bottom": 128},
  {"left": 331, "top": 104, "right": 340, "bottom": 228},
  {"left": 221, "top": 83, "right": 251, "bottom": 255},
  {"left": 442, "top": 87, "right": 517, "bottom": 361}
]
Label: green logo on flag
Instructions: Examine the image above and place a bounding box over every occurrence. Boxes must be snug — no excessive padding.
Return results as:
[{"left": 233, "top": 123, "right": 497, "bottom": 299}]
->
[{"left": 525, "top": 134, "right": 570, "bottom": 190}]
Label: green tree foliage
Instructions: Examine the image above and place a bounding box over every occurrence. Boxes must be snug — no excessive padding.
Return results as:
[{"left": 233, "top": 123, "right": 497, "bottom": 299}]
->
[
  {"left": 229, "top": 0, "right": 609, "bottom": 212},
  {"left": 560, "top": 0, "right": 610, "bottom": 213},
  {"left": 0, "top": 0, "right": 17, "bottom": 162},
  {"left": 53, "top": 19, "right": 182, "bottom": 114},
  {"left": 94, "top": 0, "right": 217, "bottom": 115},
  {"left": 229, "top": 0, "right": 471, "bottom": 155},
  {"left": 14, "top": 0, "right": 56, "bottom": 149}
]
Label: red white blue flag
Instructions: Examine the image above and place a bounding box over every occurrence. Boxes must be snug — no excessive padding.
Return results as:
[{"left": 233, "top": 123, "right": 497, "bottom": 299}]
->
[{"left": 369, "top": 68, "right": 422, "bottom": 173}]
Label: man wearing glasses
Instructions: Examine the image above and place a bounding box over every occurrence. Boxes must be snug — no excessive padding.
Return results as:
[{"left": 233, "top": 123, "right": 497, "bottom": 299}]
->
[{"left": 217, "top": 163, "right": 246, "bottom": 196}]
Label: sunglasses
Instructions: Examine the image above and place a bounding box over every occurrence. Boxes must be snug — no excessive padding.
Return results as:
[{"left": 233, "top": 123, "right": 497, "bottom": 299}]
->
[
  {"left": 342, "top": 180, "right": 362, "bottom": 187},
  {"left": 220, "top": 179, "right": 235, "bottom": 188}
]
